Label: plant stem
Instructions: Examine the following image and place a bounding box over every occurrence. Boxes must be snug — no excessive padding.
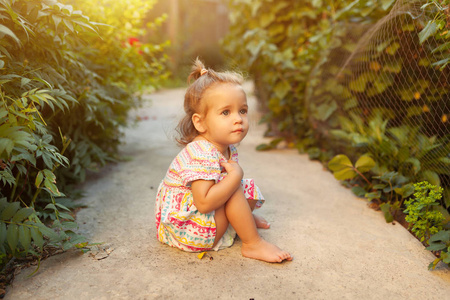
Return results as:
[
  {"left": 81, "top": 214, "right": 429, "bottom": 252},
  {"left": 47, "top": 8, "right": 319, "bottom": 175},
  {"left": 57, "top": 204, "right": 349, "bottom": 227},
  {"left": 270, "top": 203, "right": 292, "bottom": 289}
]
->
[
  {"left": 10, "top": 172, "right": 20, "bottom": 202},
  {"left": 354, "top": 168, "right": 372, "bottom": 187}
]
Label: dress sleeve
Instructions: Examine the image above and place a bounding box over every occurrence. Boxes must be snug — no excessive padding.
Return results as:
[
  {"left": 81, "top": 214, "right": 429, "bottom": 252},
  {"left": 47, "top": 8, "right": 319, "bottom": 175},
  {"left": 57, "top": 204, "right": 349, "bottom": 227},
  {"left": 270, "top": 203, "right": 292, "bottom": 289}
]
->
[{"left": 177, "top": 142, "right": 222, "bottom": 186}]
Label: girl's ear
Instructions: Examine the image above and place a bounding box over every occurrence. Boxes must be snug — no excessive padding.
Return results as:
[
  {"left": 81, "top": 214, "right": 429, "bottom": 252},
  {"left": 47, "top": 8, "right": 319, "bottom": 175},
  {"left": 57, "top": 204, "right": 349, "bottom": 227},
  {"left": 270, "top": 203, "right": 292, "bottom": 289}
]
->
[{"left": 192, "top": 113, "right": 206, "bottom": 133}]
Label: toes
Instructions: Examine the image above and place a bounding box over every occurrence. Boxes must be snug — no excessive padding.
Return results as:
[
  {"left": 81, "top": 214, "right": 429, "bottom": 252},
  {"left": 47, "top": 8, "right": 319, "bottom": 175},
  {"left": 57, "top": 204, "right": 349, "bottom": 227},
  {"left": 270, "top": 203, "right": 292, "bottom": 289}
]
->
[{"left": 281, "top": 252, "right": 293, "bottom": 261}]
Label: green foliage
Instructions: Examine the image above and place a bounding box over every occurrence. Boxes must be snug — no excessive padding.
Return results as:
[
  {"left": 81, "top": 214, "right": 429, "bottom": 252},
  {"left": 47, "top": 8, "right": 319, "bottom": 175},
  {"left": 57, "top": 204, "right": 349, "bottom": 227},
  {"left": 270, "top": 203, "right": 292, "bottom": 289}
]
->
[
  {"left": 427, "top": 230, "right": 450, "bottom": 269},
  {"left": 225, "top": 0, "right": 449, "bottom": 205},
  {"left": 328, "top": 154, "right": 375, "bottom": 181},
  {"left": 0, "top": 0, "right": 168, "bottom": 267},
  {"left": 404, "top": 181, "right": 445, "bottom": 244},
  {"left": 330, "top": 110, "right": 450, "bottom": 189},
  {"left": 419, "top": 0, "right": 450, "bottom": 70},
  {"left": 225, "top": 0, "right": 449, "bottom": 269}
]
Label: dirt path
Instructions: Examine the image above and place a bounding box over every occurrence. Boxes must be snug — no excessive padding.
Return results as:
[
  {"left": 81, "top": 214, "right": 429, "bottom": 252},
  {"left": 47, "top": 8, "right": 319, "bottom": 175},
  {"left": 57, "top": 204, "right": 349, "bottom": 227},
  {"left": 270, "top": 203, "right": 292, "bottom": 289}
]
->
[{"left": 6, "top": 85, "right": 450, "bottom": 299}]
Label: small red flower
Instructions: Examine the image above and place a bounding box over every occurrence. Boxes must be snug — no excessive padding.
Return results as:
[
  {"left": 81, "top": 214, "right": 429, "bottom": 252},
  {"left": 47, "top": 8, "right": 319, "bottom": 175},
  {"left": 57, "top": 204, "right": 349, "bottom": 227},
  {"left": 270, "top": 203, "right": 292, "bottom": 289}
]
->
[{"left": 128, "top": 37, "right": 139, "bottom": 46}]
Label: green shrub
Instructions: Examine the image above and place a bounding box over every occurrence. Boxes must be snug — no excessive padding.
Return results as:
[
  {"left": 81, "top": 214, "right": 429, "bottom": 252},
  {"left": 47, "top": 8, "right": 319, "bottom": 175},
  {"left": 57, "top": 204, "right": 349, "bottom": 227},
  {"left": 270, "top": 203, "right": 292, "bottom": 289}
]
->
[
  {"left": 404, "top": 181, "right": 445, "bottom": 243},
  {"left": 224, "top": 0, "right": 449, "bottom": 268},
  {"left": 0, "top": 0, "right": 168, "bottom": 268}
]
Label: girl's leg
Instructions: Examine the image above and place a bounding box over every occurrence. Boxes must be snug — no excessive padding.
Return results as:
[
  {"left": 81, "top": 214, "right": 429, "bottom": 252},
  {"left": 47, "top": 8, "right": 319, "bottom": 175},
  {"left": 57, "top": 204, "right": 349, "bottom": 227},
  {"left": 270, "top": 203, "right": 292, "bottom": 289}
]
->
[
  {"left": 212, "top": 206, "right": 229, "bottom": 248},
  {"left": 216, "top": 187, "right": 292, "bottom": 263},
  {"left": 248, "top": 199, "right": 270, "bottom": 229}
]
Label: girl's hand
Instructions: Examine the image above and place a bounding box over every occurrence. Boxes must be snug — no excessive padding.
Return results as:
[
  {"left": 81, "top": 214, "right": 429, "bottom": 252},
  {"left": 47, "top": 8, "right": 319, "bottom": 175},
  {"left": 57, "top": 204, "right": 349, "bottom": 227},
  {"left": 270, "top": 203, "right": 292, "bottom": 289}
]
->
[{"left": 220, "top": 160, "right": 243, "bottom": 180}]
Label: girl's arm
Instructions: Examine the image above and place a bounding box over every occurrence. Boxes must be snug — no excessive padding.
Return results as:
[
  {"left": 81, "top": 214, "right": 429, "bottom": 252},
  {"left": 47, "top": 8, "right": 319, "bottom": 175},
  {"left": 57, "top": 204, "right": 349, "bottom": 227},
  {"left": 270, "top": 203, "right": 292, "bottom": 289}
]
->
[{"left": 191, "top": 160, "right": 243, "bottom": 214}]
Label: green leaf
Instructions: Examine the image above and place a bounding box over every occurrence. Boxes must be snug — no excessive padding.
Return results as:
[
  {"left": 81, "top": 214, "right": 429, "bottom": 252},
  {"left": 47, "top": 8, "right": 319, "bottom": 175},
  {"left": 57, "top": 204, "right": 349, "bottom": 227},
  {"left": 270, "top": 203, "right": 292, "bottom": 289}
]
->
[
  {"left": 428, "top": 258, "right": 441, "bottom": 270},
  {"left": 273, "top": 80, "right": 291, "bottom": 99},
  {"left": 355, "top": 156, "right": 375, "bottom": 173},
  {"left": 351, "top": 186, "right": 366, "bottom": 197},
  {"left": 394, "top": 184, "right": 415, "bottom": 198},
  {"left": 256, "top": 143, "right": 272, "bottom": 151},
  {"left": 432, "top": 57, "right": 450, "bottom": 70},
  {"left": 380, "top": 203, "right": 394, "bottom": 223},
  {"left": 33, "top": 222, "right": 60, "bottom": 242},
  {"left": 12, "top": 207, "right": 34, "bottom": 222},
  {"left": 328, "top": 154, "right": 353, "bottom": 171},
  {"left": 44, "top": 179, "right": 60, "bottom": 196},
  {"left": 403, "top": 157, "right": 421, "bottom": 175},
  {"left": 381, "top": 0, "right": 396, "bottom": 10},
  {"left": 55, "top": 203, "right": 71, "bottom": 211},
  {"left": 349, "top": 72, "right": 372, "bottom": 92},
  {"left": 1, "top": 202, "right": 21, "bottom": 221},
  {"left": 419, "top": 21, "right": 437, "bottom": 44},
  {"left": 58, "top": 212, "right": 74, "bottom": 221},
  {"left": 0, "top": 138, "right": 14, "bottom": 156},
  {"left": 421, "top": 170, "right": 440, "bottom": 186},
  {"left": 19, "top": 225, "right": 31, "bottom": 251},
  {"left": 35, "top": 171, "right": 44, "bottom": 188},
  {"left": 0, "top": 24, "right": 20, "bottom": 45},
  {"left": 43, "top": 169, "right": 56, "bottom": 182},
  {"left": 52, "top": 15, "right": 62, "bottom": 31},
  {"left": 426, "top": 243, "right": 447, "bottom": 251},
  {"left": 314, "top": 101, "right": 337, "bottom": 121},
  {"left": 260, "top": 12, "right": 275, "bottom": 27},
  {"left": 383, "top": 59, "right": 402, "bottom": 73},
  {"left": 44, "top": 203, "right": 57, "bottom": 211},
  {"left": 30, "top": 227, "right": 44, "bottom": 249},
  {"left": 333, "top": 168, "right": 357, "bottom": 180},
  {"left": 61, "top": 221, "right": 78, "bottom": 229},
  {"left": 428, "top": 230, "right": 450, "bottom": 243},
  {"left": 365, "top": 191, "right": 381, "bottom": 201},
  {"left": 375, "top": 171, "right": 398, "bottom": 182},
  {"left": 20, "top": 77, "right": 31, "bottom": 88},
  {"left": 0, "top": 222, "right": 6, "bottom": 245},
  {"left": 6, "top": 224, "right": 19, "bottom": 253},
  {"left": 386, "top": 42, "right": 400, "bottom": 55}
]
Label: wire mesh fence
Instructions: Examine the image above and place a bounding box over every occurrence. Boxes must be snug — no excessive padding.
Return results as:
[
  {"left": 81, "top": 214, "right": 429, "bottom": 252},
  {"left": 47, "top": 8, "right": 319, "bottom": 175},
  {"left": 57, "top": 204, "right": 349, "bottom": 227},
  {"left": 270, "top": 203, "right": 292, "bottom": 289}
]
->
[{"left": 305, "top": 0, "right": 449, "bottom": 205}]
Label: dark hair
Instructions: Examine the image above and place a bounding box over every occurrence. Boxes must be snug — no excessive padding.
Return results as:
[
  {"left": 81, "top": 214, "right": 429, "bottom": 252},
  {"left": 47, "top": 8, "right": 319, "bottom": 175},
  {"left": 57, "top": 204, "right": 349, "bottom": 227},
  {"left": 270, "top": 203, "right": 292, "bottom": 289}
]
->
[{"left": 175, "top": 58, "right": 244, "bottom": 146}]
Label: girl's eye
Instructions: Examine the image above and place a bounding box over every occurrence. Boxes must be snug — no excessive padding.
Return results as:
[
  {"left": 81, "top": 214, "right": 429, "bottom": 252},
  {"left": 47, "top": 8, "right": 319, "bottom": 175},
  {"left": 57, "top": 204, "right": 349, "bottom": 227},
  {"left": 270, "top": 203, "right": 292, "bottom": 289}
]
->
[
  {"left": 240, "top": 109, "right": 248, "bottom": 114},
  {"left": 222, "top": 110, "right": 230, "bottom": 116}
]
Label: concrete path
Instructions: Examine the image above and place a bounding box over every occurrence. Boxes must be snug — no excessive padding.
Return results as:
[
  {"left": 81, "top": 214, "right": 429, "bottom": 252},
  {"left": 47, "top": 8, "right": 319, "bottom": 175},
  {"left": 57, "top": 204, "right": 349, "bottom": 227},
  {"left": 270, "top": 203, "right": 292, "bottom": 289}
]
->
[{"left": 6, "top": 84, "right": 450, "bottom": 299}]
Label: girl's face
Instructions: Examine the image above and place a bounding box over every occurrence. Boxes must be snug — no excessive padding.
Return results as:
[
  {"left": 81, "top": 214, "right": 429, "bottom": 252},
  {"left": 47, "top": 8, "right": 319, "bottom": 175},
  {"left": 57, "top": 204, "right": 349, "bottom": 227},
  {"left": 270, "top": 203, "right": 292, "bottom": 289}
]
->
[{"left": 193, "top": 83, "right": 249, "bottom": 155}]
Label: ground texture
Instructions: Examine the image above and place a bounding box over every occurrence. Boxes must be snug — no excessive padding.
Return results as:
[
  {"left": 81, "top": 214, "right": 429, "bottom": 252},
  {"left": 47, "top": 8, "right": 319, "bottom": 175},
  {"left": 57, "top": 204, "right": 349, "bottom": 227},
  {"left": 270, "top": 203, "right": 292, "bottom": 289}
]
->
[{"left": 6, "top": 85, "right": 450, "bottom": 299}]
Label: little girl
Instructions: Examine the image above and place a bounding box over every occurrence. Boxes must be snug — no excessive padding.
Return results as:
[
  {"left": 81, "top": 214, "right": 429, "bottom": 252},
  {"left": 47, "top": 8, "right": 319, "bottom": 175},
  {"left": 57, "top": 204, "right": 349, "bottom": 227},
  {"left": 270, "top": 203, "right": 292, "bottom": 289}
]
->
[{"left": 154, "top": 59, "right": 292, "bottom": 263}]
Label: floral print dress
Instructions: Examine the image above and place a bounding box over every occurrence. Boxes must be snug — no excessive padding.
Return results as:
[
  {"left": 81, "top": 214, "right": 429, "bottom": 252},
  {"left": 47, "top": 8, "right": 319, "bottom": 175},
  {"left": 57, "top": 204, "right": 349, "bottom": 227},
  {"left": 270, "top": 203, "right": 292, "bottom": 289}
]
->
[{"left": 155, "top": 140, "right": 264, "bottom": 252}]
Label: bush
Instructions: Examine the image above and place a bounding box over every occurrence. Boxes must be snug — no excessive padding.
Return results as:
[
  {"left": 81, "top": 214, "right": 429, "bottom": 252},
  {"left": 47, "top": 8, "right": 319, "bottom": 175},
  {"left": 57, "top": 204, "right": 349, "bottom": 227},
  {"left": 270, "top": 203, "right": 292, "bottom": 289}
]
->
[
  {"left": 404, "top": 181, "right": 444, "bottom": 243},
  {"left": 224, "top": 0, "right": 449, "bottom": 204},
  {"left": 0, "top": 0, "right": 168, "bottom": 268},
  {"left": 224, "top": 0, "right": 449, "bottom": 267}
]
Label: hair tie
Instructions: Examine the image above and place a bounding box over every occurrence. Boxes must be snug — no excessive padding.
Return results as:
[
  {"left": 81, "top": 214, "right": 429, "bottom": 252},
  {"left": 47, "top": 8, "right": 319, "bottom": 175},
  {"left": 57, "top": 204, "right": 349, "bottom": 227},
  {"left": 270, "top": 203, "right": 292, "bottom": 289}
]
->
[{"left": 200, "top": 68, "right": 208, "bottom": 76}]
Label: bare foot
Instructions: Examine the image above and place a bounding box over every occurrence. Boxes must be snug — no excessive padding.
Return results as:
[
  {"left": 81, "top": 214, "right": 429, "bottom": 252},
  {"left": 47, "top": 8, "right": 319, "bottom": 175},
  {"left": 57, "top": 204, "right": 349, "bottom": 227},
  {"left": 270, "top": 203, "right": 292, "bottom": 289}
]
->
[
  {"left": 254, "top": 214, "right": 270, "bottom": 229},
  {"left": 241, "top": 238, "right": 293, "bottom": 263}
]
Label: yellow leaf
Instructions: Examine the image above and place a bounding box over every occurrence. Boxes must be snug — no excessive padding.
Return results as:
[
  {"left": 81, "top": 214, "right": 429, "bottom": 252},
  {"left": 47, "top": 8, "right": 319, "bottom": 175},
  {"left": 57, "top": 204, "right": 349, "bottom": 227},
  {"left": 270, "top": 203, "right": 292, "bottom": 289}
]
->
[
  {"left": 414, "top": 92, "right": 421, "bottom": 100},
  {"left": 197, "top": 252, "right": 206, "bottom": 259},
  {"left": 370, "top": 61, "right": 381, "bottom": 71},
  {"left": 422, "top": 104, "right": 429, "bottom": 112},
  {"left": 442, "top": 114, "right": 448, "bottom": 123}
]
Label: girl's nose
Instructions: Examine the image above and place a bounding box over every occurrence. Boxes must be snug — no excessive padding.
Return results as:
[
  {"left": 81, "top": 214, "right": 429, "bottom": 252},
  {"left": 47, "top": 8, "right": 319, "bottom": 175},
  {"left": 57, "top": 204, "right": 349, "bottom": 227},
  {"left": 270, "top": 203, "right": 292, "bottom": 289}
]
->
[{"left": 234, "top": 114, "right": 243, "bottom": 124}]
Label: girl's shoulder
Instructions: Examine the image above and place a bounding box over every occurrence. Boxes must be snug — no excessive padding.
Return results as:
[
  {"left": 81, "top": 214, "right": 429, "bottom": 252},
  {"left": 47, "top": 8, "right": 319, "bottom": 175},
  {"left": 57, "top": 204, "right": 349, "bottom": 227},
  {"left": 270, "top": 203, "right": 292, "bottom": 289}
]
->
[{"left": 183, "top": 140, "right": 220, "bottom": 160}]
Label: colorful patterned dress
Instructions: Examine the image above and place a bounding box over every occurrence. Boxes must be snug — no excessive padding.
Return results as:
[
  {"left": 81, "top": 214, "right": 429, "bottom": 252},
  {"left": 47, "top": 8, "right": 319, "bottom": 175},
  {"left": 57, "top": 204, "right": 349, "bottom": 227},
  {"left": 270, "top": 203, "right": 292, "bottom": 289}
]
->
[{"left": 155, "top": 140, "right": 265, "bottom": 252}]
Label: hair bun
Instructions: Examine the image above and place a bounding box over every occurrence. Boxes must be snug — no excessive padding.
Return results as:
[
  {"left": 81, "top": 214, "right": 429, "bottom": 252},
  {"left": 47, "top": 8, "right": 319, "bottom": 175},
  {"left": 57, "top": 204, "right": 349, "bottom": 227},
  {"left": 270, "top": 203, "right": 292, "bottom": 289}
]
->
[{"left": 188, "top": 57, "right": 207, "bottom": 82}]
